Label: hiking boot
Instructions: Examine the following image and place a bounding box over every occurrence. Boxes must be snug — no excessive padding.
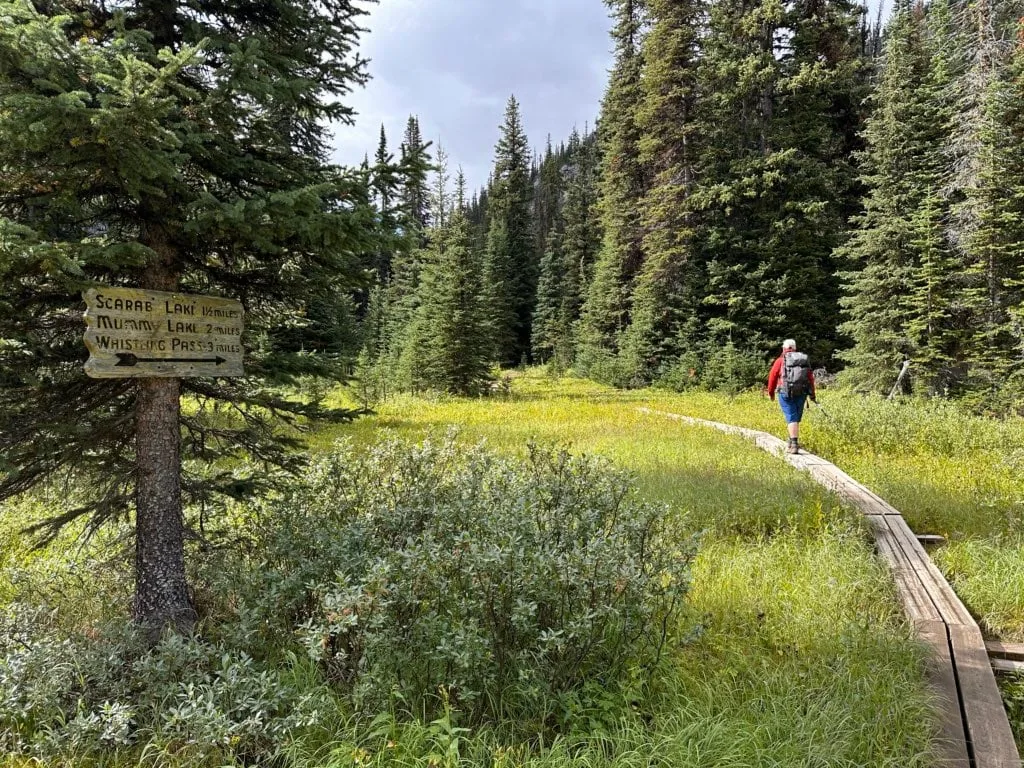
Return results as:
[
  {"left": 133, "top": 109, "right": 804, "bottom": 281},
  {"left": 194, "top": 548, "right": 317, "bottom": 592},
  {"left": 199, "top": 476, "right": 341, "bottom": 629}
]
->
[{"left": 786, "top": 439, "right": 799, "bottom": 455}]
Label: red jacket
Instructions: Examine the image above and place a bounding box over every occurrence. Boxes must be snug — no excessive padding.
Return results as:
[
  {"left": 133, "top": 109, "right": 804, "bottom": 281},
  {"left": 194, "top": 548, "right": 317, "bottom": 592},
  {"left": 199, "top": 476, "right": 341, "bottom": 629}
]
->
[{"left": 768, "top": 354, "right": 816, "bottom": 400}]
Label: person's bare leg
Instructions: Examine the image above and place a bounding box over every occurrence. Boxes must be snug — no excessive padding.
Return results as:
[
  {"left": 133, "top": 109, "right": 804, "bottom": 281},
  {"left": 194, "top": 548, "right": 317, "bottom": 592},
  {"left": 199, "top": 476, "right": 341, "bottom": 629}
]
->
[{"left": 788, "top": 422, "right": 799, "bottom": 439}]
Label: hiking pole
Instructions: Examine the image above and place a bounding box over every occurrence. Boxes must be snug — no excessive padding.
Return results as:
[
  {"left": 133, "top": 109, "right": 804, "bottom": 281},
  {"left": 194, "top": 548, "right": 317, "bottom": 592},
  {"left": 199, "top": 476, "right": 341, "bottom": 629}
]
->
[{"left": 809, "top": 398, "right": 833, "bottom": 422}]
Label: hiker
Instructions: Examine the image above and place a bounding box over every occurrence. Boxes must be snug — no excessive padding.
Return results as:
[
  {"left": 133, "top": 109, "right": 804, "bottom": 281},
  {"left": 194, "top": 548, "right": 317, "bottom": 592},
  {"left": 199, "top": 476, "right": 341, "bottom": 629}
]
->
[{"left": 767, "top": 339, "right": 816, "bottom": 455}]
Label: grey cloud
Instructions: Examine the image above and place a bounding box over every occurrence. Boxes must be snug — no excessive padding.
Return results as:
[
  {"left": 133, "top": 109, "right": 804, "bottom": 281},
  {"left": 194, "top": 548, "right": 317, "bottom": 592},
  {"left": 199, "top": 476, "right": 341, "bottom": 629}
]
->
[{"left": 331, "top": 0, "right": 613, "bottom": 191}]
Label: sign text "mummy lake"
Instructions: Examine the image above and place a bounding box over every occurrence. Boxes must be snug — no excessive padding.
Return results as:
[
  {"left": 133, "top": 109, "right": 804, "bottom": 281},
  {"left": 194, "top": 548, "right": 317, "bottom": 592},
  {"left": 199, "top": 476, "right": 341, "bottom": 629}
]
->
[{"left": 83, "top": 287, "right": 245, "bottom": 378}]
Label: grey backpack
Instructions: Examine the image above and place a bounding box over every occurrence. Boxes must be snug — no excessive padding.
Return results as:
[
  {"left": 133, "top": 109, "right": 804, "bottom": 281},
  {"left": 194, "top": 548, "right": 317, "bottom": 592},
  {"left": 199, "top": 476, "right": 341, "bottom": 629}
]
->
[{"left": 781, "top": 352, "right": 811, "bottom": 397}]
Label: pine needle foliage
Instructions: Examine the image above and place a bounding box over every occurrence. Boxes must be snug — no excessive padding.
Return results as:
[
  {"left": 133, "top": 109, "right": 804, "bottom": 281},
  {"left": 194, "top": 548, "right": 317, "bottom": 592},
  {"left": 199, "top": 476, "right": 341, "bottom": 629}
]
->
[
  {"left": 576, "top": 0, "right": 649, "bottom": 380},
  {"left": 0, "top": 0, "right": 377, "bottom": 534},
  {"left": 483, "top": 95, "right": 535, "bottom": 367}
]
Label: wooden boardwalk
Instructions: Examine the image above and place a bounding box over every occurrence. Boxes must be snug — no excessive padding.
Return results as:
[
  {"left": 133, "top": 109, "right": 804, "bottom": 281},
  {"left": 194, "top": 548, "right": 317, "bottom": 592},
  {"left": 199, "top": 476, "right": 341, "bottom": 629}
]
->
[{"left": 638, "top": 408, "right": 1022, "bottom": 768}]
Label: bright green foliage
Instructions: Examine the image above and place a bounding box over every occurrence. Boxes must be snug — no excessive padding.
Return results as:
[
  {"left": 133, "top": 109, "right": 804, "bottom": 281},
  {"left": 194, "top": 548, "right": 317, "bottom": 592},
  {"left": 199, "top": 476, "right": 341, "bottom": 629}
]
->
[
  {"left": 0, "top": 376, "right": 953, "bottom": 765},
  {"left": 483, "top": 95, "right": 535, "bottom": 366},
  {"left": 618, "top": 0, "right": 704, "bottom": 387},
  {"left": 0, "top": 0, "right": 375, "bottom": 532},
  {"left": 576, "top": 0, "right": 648, "bottom": 379}
]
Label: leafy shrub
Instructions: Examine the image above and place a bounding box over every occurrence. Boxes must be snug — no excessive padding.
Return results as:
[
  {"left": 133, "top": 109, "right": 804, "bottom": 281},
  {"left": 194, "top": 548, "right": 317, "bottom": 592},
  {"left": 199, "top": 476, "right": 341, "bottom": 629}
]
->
[
  {"left": 0, "top": 606, "right": 329, "bottom": 763},
  {"left": 236, "top": 433, "right": 697, "bottom": 725},
  {"left": 0, "top": 435, "right": 695, "bottom": 759}
]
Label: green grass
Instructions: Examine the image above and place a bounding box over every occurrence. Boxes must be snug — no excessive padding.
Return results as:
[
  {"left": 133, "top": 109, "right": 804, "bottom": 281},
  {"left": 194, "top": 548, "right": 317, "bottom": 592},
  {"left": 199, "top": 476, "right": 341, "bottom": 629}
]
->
[
  {"left": 625, "top": 383, "right": 1024, "bottom": 644},
  {"left": 5, "top": 371, "right": 992, "bottom": 766},
  {"left": 307, "top": 372, "right": 940, "bottom": 766}
]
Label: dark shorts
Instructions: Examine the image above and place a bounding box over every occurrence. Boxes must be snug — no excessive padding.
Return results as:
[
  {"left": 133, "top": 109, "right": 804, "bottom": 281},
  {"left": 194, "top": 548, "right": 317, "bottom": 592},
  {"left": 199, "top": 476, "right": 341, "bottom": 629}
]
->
[{"left": 778, "top": 393, "right": 807, "bottom": 424}]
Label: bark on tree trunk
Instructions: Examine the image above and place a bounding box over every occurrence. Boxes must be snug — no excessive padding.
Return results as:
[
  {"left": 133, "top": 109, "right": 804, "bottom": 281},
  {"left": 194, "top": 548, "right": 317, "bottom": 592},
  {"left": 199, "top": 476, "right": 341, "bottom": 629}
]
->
[
  {"left": 134, "top": 376, "right": 196, "bottom": 637},
  {"left": 134, "top": 227, "right": 194, "bottom": 638}
]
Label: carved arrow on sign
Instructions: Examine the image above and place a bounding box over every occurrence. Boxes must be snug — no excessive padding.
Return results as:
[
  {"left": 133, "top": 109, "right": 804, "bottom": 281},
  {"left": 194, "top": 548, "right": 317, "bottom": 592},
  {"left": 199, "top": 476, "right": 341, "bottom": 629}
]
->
[{"left": 116, "top": 353, "right": 228, "bottom": 367}]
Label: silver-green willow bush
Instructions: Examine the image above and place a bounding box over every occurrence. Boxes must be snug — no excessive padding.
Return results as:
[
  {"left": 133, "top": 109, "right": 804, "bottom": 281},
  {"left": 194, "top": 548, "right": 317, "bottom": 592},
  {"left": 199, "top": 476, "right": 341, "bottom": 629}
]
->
[{"left": 0, "top": 435, "right": 697, "bottom": 762}]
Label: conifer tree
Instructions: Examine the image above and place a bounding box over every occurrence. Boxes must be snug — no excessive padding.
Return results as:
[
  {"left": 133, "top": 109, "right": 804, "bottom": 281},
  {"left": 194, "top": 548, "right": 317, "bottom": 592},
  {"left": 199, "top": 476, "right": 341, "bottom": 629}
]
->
[
  {"left": 531, "top": 227, "right": 567, "bottom": 363},
  {"left": 371, "top": 125, "right": 401, "bottom": 282},
  {"left": 0, "top": 0, "right": 376, "bottom": 632},
  {"left": 533, "top": 135, "right": 565, "bottom": 259},
  {"left": 468, "top": 185, "right": 490, "bottom": 256},
  {"left": 903, "top": 0, "right": 963, "bottom": 391},
  {"left": 698, "top": 0, "right": 865, "bottom": 371},
  {"left": 840, "top": 1, "right": 954, "bottom": 392},
  {"left": 576, "top": 0, "right": 648, "bottom": 379},
  {"left": 483, "top": 95, "right": 535, "bottom": 366},
  {"left": 559, "top": 129, "right": 603, "bottom": 359},
  {"left": 618, "top": 0, "right": 704, "bottom": 385},
  {"left": 429, "top": 144, "right": 452, "bottom": 230},
  {"left": 404, "top": 169, "right": 490, "bottom": 394},
  {"left": 950, "top": 3, "right": 1024, "bottom": 399},
  {"left": 400, "top": 116, "right": 432, "bottom": 240},
  {"left": 376, "top": 117, "right": 433, "bottom": 374}
]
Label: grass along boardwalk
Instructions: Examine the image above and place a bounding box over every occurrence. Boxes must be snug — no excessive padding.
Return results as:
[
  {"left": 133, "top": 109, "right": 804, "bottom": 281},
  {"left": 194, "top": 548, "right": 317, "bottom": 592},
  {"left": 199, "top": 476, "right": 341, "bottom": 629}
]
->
[{"left": 639, "top": 407, "right": 1022, "bottom": 768}]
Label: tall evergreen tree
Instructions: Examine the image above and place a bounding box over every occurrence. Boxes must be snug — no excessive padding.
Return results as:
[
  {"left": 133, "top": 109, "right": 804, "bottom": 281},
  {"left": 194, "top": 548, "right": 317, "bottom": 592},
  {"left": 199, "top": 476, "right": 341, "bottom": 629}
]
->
[
  {"left": 429, "top": 144, "right": 452, "bottom": 230},
  {"left": 400, "top": 116, "right": 432, "bottom": 239},
  {"left": 0, "top": 0, "right": 376, "bottom": 632},
  {"left": 559, "top": 129, "right": 603, "bottom": 359},
  {"left": 533, "top": 135, "right": 565, "bottom": 259},
  {"left": 377, "top": 117, "right": 433, "bottom": 373},
  {"left": 618, "top": 0, "right": 705, "bottom": 385},
  {"left": 904, "top": 0, "right": 964, "bottom": 391},
  {"left": 840, "top": 0, "right": 955, "bottom": 392},
  {"left": 482, "top": 95, "right": 535, "bottom": 366},
  {"left": 576, "top": 0, "right": 648, "bottom": 378},
  {"left": 697, "top": 0, "right": 866, "bottom": 370},
  {"left": 404, "top": 169, "right": 490, "bottom": 394},
  {"left": 371, "top": 125, "right": 401, "bottom": 282},
  {"left": 950, "top": 2, "right": 1024, "bottom": 398},
  {"left": 531, "top": 227, "right": 567, "bottom": 363}
]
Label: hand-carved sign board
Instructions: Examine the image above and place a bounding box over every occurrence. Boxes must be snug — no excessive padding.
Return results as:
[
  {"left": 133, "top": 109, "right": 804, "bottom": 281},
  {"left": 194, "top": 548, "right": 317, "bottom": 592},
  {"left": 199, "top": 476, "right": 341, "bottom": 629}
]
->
[{"left": 83, "top": 287, "right": 245, "bottom": 378}]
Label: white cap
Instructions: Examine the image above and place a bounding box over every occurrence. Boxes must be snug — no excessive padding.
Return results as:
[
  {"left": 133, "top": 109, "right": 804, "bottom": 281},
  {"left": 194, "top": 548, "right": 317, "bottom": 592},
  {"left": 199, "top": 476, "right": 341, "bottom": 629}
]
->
[{"left": 782, "top": 339, "right": 797, "bottom": 350}]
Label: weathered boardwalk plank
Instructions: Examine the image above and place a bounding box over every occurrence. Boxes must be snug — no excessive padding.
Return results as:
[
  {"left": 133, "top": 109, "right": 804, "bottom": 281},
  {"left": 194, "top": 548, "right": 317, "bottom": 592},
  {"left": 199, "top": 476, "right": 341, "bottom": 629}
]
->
[
  {"left": 637, "top": 407, "right": 1022, "bottom": 768},
  {"left": 987, "top": 641, "right": 1024, "bottom": 662}
]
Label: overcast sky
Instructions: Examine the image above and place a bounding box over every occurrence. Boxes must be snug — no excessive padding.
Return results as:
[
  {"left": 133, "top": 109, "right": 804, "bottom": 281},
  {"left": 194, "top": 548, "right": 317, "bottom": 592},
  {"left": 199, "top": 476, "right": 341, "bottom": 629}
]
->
[{"left": 331, "top": 0, "right": 888, "bottom": 192}]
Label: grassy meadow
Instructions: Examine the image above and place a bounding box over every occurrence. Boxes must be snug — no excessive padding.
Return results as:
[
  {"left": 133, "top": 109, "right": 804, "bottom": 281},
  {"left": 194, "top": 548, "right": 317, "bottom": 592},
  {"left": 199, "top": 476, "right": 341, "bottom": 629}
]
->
[
  {"left": 618, "top": 384, "right": 1024, "bottom": 644},
  {"left": 315, "top": 372, "right": 949, "bottom": 765},
  {"left": 324, "top": 371, "right": 1024, "bottom": 753},
  {"left": 6, "top": 370, "right": 1024, "bottom": 764}
]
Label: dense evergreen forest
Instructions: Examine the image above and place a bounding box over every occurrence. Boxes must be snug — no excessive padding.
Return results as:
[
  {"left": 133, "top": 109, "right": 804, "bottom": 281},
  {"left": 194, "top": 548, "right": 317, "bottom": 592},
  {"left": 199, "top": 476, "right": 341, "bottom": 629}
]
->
[{"left": 357, "top": 0, "right": 1024, "bottom": 411}]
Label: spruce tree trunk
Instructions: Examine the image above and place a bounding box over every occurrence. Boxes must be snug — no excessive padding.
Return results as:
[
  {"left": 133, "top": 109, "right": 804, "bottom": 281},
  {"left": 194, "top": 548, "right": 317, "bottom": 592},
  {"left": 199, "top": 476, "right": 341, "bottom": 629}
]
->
[
  {"left": 133, "top": 233, "right": 195, "bottom": 638},
  {"left": 134, "top": 376, "right": 195, "bottom": 637}
]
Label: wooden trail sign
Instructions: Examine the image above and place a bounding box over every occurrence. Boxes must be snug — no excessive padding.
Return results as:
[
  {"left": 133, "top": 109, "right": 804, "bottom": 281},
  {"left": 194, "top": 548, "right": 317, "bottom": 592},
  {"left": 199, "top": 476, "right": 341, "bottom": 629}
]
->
[{"left": 84, "top": 287, "right": 244, "bottom": 378}]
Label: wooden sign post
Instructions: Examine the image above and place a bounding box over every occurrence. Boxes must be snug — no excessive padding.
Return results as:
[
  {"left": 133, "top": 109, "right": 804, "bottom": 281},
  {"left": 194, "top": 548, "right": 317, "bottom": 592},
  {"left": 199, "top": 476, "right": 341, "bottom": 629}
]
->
[
  {"left": 83, "top": 287, "right": 245, "bottom": 379},
  {"left": 82, "top": 285, "right": 244, "bottom": 636}
]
